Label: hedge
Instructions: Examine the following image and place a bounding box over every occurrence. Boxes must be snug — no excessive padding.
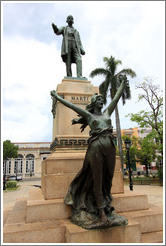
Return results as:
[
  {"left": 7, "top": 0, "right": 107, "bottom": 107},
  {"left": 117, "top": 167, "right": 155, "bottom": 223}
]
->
[{"left": 6, "top": 181, "right": 17, "bottom": 189}]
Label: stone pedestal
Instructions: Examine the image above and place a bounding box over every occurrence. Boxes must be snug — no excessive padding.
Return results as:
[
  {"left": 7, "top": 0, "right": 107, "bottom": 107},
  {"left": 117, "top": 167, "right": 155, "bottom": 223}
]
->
[
  {"left": 41, "top": 153, "right": 124, "bottom": 200},
  {"left": 50, "top": 78, "right": 98, "bottom": 151}
]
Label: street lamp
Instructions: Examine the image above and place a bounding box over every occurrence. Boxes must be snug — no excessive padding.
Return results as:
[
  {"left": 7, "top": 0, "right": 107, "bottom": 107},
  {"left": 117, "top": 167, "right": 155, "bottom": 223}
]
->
[
  {"left": 3, "top": 159, "right": 7, "bottom": 190},
  {"left": 124, "top": 139, "right": 133, "bottom": 191}
]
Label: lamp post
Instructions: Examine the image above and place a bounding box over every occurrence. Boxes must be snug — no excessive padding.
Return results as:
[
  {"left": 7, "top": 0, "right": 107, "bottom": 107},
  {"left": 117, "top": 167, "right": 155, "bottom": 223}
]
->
[
  {"left": 124, "top": 139, "right": 133, "bottom": 191},
  {"left": 3, "top": 159, "right": 7, "bottom": 190}
]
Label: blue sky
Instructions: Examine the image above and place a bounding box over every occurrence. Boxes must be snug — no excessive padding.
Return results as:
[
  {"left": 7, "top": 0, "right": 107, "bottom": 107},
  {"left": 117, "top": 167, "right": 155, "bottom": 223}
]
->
[{"left": 2, "top": 1, "right": 165, "bottom": 142}]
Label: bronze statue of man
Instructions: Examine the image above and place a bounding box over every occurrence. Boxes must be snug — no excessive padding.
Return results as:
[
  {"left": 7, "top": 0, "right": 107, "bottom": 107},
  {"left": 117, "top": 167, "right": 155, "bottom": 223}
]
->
[{"left": 52, "top": 15, "right": 85, "bottom": 78}]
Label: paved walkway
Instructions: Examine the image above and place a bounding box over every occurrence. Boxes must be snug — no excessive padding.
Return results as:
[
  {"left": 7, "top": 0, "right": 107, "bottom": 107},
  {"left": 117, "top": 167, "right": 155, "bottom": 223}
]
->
[
  {"left": 3, "top": 179, "right": 163, "bottom": 210},
  {"left": 3, "top": 179, "right": 41, "bottom": 210},
  {"left": 124, "top": 184, "right": 163, "bottom": 208}
]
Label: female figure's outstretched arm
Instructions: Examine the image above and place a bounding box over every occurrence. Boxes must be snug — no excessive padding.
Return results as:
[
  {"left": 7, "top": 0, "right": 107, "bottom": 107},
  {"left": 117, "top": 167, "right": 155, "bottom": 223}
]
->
[
  {"left": 51, "top": 90, "right": 91, "bottom": 120},
  {"left": 103, "top": 81, "right": 125, "bottom": 117}
]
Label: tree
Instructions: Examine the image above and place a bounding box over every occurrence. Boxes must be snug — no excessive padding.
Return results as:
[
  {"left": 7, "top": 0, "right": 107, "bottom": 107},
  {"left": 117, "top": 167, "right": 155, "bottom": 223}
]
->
[
  {"left": 136, "top": 133, "right": 157, "bottom": 175},
  {"left": 3, "top": 140, "right": 18, "bottom": 190},
  {"left": 90, "top": 56, "right": 136, "bottom": 175},
  {"left": 122, "top": 134, "right": 157, "bottom": 176},
  {"left": 127, "top": 77, "right": 163, "bottom": 173},
  {"left": 127, "top": 77, "right": 163, "bottom": 144}
]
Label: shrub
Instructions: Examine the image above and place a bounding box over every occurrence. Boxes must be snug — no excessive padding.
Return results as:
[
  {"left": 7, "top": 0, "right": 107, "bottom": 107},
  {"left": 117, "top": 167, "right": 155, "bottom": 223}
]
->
[{"left": 6, "top": 181, "right": 17, "bottom": 189}]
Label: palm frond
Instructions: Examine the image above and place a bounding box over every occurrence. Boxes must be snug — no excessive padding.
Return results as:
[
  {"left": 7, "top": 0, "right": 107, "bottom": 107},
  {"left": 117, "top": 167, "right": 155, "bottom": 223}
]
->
[
  {"left": 117, "top": 68, "right": 136, "bottom": 78},
  {"left": 99, "top": 81, "right": 109, "bottom": 104},
  {"left": 89, "top": 68, "right": 110, "bottom": 78}
]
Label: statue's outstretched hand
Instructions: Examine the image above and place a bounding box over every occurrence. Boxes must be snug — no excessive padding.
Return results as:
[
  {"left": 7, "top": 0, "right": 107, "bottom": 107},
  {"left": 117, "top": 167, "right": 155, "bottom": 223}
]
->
[
  {"left": 50, "top": 90, "right": 57, "bottom": 98},
  {"left": 72, "top": 118, "right": 79, "bottom": 125},
  {"left": 81, "top": 50, "right": 85, "bottom": 55},
  {"left": 52, "top": 23, "right": 59, "bottom": 33}
]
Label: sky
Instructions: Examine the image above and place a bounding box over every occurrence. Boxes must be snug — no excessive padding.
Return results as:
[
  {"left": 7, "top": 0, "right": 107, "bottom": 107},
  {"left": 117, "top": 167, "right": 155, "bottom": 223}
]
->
[{"left": 2, "top": 1, "right": 165, "bottom": 143}]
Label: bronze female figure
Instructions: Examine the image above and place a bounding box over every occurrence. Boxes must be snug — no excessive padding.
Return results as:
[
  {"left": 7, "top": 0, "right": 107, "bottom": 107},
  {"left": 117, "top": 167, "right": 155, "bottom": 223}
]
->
[{"left": 51, "top": 80, "right": 127, "bottom": 229}]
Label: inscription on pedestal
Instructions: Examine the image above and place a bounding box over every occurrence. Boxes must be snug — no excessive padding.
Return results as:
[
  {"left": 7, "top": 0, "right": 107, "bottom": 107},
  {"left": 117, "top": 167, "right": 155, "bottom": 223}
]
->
[{"left": 70, "top": 96, "right": 90, "bottom": 103}]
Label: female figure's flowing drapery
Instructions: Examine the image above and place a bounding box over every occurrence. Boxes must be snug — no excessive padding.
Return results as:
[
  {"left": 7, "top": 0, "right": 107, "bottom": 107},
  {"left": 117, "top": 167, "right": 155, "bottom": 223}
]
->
[{"left": 64, "top": 128, "right": 116, "bottom": 214}]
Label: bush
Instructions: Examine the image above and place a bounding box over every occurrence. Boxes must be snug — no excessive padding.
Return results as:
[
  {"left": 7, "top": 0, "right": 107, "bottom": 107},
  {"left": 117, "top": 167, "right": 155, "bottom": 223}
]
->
[{"left": 6, "top": 180, "right": 17, "bottom": 189}]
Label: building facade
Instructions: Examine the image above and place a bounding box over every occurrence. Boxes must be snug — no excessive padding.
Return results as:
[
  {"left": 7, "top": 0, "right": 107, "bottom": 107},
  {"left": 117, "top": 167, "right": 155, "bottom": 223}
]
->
[
  {"left": 3, "top": 142, "right": 51, "bottom": 178},
  {"left": 3, "top": 127, "right": 157, "bottom": 178}
]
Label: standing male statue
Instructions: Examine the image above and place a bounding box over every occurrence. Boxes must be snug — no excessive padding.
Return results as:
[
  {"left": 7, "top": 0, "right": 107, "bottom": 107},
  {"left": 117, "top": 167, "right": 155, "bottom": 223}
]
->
[{"left": 52, "top": 15, "right": 85, "bottom": 78}]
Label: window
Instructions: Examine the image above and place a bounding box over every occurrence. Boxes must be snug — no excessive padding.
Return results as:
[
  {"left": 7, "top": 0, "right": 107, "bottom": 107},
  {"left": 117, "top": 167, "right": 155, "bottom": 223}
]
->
[
  {"left": 3, "top": 159, "right": 11, "bottom": 175},
  {"left": 14, "top": 155, "right": 23, "bottom": 174},
  {"left": 26, "top": 154, "right": 35, "bottom": 173}
]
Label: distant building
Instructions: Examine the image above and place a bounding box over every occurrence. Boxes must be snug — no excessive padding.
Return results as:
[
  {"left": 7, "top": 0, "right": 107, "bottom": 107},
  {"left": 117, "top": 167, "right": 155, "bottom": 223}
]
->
[
  {"left": 3, "top": 142, "right": 51, "bottom": 178},
  {"left": 3, "top": 127, "right": 157, "bottom": 178},
  {"left": 121, "top": 127, "right": 157, "bottom": 172}
]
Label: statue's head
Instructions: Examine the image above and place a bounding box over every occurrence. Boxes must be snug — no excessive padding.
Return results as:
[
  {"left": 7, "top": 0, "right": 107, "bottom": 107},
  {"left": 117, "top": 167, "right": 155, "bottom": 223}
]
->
[
  {"left": 89, "top": 93, "right": 104, "bottom": 110},
  {"left": 91, "top": 93, "right": 103, "bottom": 104},
  {"left": 66, "top": 15, "right": 74, "bottom": 24}
]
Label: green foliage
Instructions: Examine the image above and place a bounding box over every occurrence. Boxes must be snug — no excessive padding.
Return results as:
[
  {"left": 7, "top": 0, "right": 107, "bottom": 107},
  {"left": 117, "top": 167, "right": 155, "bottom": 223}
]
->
[
  {"left": 6, "top": 181, "right": 17, "bottom": 189},
  {"left": 3, "top": 140, "right": 18, "bottom": 160},
  {"left": 90, "top": 55, "right": 136, "bottom": 104},
  {"left": 126, "top": 78, "right": 163, "bottom": 175},
  {"left": 126, "top": 78, "right": 163, "bottom": 145}
]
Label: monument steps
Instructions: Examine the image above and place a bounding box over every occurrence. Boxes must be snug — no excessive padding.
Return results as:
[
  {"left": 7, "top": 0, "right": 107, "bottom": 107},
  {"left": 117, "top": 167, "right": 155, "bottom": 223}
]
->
[
  {"left": 3, "top": 188, "right": 163, "bottom": 243},
  {"left": 3, "top": 199, "right": 141, "bottom": 243},
  {"left": 25, "top": 188, "right": 149, "bottom": 223},
  {"left": 141, "top": 230, "right": 163, "bottom": 243},
  {"left": 3, "top": 199, "right": 66, "bottom": 243},
  {"left": 120, "top": 204, "right": 163, "bottom": 233}
]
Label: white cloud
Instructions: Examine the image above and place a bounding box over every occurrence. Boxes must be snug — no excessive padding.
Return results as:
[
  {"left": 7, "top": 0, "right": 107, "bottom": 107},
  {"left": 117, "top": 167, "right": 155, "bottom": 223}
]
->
[{"left": 2, "top": 36, "right": 65, "bottom": 141}]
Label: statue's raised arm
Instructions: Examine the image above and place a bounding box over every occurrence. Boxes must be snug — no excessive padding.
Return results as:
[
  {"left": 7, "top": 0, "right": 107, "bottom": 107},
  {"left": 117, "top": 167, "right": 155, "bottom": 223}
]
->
[
  {"left": 103, "top": 79, "right": 125, "bottom": 117},
  {"left": 51, "top": 23, "right": 60, "bottom": 34},
  {"left": 50, "top": 90, "right": 91, "bottom": 120}
]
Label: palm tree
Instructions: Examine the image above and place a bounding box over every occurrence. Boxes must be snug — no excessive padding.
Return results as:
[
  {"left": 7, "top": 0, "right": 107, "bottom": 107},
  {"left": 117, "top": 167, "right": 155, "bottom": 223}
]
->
[{"left": 90, "top": 56, "right": 136, "bottom": 175}]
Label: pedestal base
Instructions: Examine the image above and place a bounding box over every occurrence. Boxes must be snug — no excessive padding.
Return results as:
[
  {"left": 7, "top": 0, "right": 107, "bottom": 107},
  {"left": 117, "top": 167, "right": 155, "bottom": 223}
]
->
[{"left": 3, "top": 187, "right": 163, "bottom": 243}]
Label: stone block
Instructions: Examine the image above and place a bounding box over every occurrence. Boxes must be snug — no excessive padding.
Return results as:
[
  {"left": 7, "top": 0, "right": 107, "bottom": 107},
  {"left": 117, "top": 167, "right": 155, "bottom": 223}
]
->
[
  {"left": 112, "top": 191, "right": 149, "bottom": 212},
  {"left": 52, "top": 78, "right": 98, "bottom": 139},
  {"left": 3, "top": 220, "right": 66, "bottom": 243},
  {"left": 42, "top": 173, "right": 76, "bottom": 200},
  {"left": 3, "top": 199, "right": 66, "bottom": 243},
  {"left": 41, "top": 154, "right": 124, "bottom": 199},
  {"left": 121, "top": 205, "right": 163, "bottom": 233},
  {"left": 26, "top": 189, "right": 71, "bottom": 223},
  {"left": 42, "top": 152, "right": 85, "bottom": 175},
  {"left": 112, "top": 171, "right": 124, "bottom": 194},
  {"left": 64, "top": 219, "right": 141, "bottom": 243},
  {"left": 141, "top": 231, "right": 163, "bottom": 243}
]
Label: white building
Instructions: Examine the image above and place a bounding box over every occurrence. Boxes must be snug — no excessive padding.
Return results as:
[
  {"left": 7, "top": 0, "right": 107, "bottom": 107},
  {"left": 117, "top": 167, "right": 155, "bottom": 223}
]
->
[{"left": 3, "top": 142, "right": 51, "bottom": 178}]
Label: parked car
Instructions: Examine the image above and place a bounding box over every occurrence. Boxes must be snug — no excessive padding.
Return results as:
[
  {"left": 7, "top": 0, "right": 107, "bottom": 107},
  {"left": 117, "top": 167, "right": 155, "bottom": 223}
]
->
[{"left": 8, "top": 175, "right": 22, "bottom": 181}]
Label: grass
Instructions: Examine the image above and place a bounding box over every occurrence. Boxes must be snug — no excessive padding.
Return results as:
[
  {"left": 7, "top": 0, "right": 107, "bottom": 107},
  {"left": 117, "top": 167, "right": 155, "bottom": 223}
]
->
[
  {"left": 5, "top": 185, "right": 20, "bottom": 191},
  {"left": 124, "top": 176, "right": 162, "bottom": 186}
]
